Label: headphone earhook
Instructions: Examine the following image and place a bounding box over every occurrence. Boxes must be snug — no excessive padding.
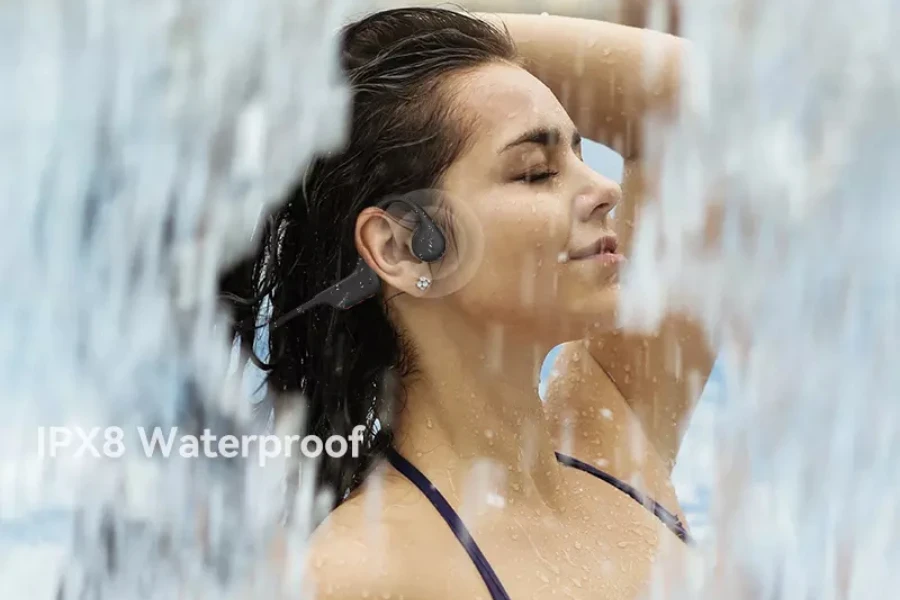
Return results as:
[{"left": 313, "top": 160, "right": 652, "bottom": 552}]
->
[{"left": 272, "top": 197, "right": 446, "bottom": 329}]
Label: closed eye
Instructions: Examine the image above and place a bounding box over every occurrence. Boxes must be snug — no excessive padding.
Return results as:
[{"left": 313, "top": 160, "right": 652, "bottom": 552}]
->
[{"left": 515, "top": 171, "right": 558, "bottom": 184}]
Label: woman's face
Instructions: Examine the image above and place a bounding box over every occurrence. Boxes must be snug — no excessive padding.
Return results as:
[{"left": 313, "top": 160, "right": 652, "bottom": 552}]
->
[{"left": 437, "top": 62, "right": 624, "bottom": 344}]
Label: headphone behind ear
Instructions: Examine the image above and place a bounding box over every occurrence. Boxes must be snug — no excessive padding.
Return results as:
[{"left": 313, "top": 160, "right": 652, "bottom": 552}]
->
[{"left": 272, "top": 197, "right": 446, "bottom": 328}]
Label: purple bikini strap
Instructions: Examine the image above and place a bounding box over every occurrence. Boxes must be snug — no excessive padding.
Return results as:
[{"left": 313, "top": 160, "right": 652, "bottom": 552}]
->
[{"left": 385, "top": 448, "right": 512, "bottom": 600}]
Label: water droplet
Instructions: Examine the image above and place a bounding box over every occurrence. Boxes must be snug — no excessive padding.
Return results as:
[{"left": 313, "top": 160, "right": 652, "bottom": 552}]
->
[
  {"left": 600, "top": 408, "right": 613, "bottom": 420},
  {"left": 426, "top": 418, "right": 433, "bottom": 429},
  {"left": 574, "top": 541, "right": 582, "bottom": 549},
  {"left": 557, "top": 251, "right": 569, "bottom": 264}
]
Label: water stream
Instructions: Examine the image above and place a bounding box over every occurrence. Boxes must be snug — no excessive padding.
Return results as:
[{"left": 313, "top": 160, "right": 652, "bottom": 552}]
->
[{"left": 2, "top": 0, "right": 898, "bottom": 598}]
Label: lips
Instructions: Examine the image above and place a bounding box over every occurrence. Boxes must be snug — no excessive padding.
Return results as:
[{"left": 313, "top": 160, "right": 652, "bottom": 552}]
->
[{"left": 567, "top": 234, "right": 620, "bottom": 260}]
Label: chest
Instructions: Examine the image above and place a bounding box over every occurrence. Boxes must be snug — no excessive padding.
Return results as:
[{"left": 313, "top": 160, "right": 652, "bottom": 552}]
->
[{"left": 453, "top": 494, "right": 688, "bottom": 600}]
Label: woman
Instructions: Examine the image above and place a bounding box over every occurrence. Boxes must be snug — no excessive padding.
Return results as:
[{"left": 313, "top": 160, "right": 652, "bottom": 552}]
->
[{"left": 221, "top": 7, "right": 712, "bottom": 599}]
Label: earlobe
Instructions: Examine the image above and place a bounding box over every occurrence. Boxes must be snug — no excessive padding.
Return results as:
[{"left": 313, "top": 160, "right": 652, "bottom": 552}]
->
[{"left": 415, "top": 276, "right": 432, "bottom": 292}]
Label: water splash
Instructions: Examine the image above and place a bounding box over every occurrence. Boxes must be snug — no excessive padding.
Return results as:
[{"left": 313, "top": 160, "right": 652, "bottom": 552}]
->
[
  {"left": 622, "top": 0, "right": 900, "bottom": 597},
  {"left": 0, "top": 0, "right": 358, "bottom": 597},
  {"left": 6, "top": 0, "right": 900, "bottom": 598}
]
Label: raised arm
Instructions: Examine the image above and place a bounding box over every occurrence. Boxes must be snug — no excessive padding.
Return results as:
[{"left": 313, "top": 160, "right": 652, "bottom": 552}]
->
[
  {"left": 481, "top": 12, "right": 713, "bottom": 468},
  {"left": 477, "top": 12, "right": 685, "bottom": 158}
]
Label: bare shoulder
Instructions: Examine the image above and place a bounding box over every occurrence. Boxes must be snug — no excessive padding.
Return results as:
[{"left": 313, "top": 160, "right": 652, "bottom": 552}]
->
[
  {"left": 303, "top": 467, "right": 462, "bottom": 600},
  {"left": 544, "top": 341, "right": 622, "bottom": 420}
]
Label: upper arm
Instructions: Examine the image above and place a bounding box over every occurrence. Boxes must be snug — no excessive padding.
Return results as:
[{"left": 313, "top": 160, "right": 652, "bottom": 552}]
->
[
  {"left": 587, "top": 158, "right": 715, "bottom": 467},
  {"left": 584, "top": 315, "right": 715, "bottom": 468},
  {"left": 479, "top": 13, "right": 686, "bottom": 158}
]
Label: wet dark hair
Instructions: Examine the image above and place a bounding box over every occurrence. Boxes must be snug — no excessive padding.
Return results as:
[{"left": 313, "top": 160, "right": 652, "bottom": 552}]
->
[{"left": 219, "top": 8, "right": 517, "bottom": 510}]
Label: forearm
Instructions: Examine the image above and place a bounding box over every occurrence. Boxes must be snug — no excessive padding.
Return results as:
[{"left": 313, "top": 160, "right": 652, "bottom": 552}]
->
[
  {"left": 397, "top": 0, "right": 680, "bottom": 29},
  {"left": 478, "top": 12, "right": 686, "bottom": 158}
]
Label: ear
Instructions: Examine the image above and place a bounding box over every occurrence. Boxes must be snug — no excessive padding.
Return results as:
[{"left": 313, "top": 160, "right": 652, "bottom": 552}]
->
[{"left": 355, "top": 206, "right": 431, "bottom": 296}]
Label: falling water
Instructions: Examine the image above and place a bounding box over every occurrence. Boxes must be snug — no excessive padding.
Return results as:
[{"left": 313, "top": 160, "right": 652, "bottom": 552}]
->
[
  {"left": 624, "top": 0, "right": 900, "bottom": 597},
  {"left": 3, "top": 0, "right": 900, "bottom": 598},
  {"left": 1, "top": 0, "right": 358, "bottom": 597}
]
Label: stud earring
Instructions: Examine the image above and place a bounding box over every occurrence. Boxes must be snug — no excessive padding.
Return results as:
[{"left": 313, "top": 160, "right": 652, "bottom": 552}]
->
[{"left": 416, "top": 276, "right": 431, "bottom": 291}]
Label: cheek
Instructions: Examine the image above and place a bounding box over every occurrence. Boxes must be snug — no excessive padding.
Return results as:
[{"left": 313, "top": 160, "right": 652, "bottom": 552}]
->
[
  {"left": 462, "top": 192, "right": 572, "bottom": 308},
  {"left": 480, "top": 191, "right": 570, "bottom": 265}
]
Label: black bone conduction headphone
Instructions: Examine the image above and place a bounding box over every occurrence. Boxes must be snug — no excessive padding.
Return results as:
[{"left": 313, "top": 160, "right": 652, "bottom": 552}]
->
[{"left": 272, "top": 195, "right": 446, "bottom": 329}]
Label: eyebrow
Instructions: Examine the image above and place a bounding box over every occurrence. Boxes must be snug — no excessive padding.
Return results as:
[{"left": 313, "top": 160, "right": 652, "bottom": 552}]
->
[{"left": 499, "top": 126, "right": 582, "bottom": 154}]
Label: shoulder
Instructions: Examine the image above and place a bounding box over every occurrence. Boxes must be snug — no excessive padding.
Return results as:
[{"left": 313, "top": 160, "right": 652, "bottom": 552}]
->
[
  {"left": 302, "top": 467, "right": 462, "bottom": 600},
  {"left": 544, "top": 341, "right": 622, "bottom": 416}
]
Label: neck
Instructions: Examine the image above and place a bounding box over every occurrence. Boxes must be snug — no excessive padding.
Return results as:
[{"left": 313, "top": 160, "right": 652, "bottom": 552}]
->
[{"left": 392, "top": 308, "right": 567, "bottom": 510}]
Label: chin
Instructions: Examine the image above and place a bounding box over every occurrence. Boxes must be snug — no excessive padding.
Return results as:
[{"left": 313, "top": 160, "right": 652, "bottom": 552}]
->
[{"left": 566, "top": 280, "right": 620, "bottom": 319}]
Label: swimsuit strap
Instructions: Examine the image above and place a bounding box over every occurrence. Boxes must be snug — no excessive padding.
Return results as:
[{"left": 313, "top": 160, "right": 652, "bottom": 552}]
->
[
  {"left": 385, "top": 449, "right": 693, "bottom": 600},
  {"left": 385, "top": 447, "right": 513, "bottom": 600},
  {"left": 555, "top": 452, "right": 693, "bottom": 544}
]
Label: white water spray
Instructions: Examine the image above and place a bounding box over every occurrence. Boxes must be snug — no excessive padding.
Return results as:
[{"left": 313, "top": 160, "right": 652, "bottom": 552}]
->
[
  {"left": 623, "top": 0, "right": 900, "bottom": 597},
  {"left": 3, "top": 0, "right": 900, "bottom": 598},
  {"left": 1, "top": 0, "right": 358, "bottom": 597}
]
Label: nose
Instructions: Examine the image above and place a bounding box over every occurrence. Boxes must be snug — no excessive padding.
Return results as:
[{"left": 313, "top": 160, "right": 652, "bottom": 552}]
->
[{"left": 572, "top": 172, "right": 622, "bottom": 223}]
